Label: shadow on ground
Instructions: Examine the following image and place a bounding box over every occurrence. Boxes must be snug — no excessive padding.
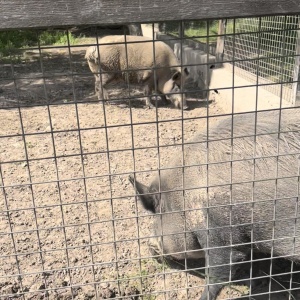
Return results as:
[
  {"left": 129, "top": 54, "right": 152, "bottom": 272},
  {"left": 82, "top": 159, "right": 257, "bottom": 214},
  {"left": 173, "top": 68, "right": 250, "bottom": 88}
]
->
[{"left": 156, "top": 252, "right": 300, "bottom": 300}]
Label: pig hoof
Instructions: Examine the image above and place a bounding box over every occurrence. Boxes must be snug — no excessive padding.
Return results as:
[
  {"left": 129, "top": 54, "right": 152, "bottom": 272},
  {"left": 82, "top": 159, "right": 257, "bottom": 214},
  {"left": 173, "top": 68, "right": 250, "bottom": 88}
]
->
[
  {"left": 145, "top": 103, "right": 155, "bottom": 109},
  {"left": 160, "top": 96, "right": 170, "bottom": 105},
  {"left": 118, "top": 104, "right": 127, "bottom": 108}
]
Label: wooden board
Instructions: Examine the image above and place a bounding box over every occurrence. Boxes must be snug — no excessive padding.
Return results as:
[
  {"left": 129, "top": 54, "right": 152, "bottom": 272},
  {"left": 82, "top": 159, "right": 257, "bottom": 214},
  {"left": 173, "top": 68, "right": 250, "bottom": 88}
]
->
[{"left": 1, "top": 0, "right": 300, "bottom": 30}]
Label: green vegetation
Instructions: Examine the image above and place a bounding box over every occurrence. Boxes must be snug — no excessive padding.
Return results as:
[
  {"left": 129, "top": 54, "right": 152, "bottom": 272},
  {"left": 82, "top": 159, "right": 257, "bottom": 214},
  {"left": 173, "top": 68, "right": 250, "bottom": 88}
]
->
[
  {"left": 39, "top": 30, "right": 81, "bottom": 46},
  {"left": 0, "top": 29, "right": 84, "bottom": 57},
  {"left": 160, "top": 20, "right": 222, "bottom": 43},
  {"left": 162, "top": 17, "right": 298, "bottom": 87}
]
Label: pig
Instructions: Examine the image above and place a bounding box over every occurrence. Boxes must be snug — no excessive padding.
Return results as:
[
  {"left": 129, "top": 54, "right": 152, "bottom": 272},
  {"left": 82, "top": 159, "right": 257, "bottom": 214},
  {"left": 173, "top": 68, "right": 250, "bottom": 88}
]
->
[
  {"left": 129, "top": 108, "right": 300, "bottom": 300},
  {"left": 85, "top": 35, "right": 189, "bottom": 109}
]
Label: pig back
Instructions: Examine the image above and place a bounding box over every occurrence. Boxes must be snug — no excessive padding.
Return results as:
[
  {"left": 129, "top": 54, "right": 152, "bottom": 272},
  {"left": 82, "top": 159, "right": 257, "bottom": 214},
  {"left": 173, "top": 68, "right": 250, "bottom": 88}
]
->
[
  {"left": 158, "top": 109, "right": 300, "bottom": 258},
  {"left": 98, "top": 35, "right": 180, "bottom": 76}
]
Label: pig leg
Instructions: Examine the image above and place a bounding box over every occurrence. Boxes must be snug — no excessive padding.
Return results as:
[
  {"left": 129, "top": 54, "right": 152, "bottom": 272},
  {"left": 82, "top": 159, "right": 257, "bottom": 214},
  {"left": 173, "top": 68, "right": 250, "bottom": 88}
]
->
[
  {"left": 95, "top": 76, "right": 108, "bottom": 101},
  {"left": 95, "top": 69, "right": 115, "bottom": 101},
  {"left": 144, "top": 82, "right": 155, "bottom": 108},
  {"left": 87, "top": 60, "right": 104, "bottom": 99},
  {"left": 199, "top": 247, "right": 247, "bottom": 300},
  {"left": 139, "top": 70, "right": 155, "bottom": 108},
  {"left": 201, "top": 248, "right": 244, "bottom": 300},
  {"left": 197, "top": 230, "right": 248, "bottom": 300},
  {"left": 92, "top": 75, "right": 98, "bottom": 94}
]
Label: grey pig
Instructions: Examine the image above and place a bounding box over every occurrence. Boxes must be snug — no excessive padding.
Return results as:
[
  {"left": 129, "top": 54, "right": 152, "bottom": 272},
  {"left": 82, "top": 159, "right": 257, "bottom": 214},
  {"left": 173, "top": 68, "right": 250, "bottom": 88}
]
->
[
  {"left": 129, "top": 109, "right": 300, "bottom": 300},
  {"left": 85, "top": 35, "right": 189, "bottom": 109}
]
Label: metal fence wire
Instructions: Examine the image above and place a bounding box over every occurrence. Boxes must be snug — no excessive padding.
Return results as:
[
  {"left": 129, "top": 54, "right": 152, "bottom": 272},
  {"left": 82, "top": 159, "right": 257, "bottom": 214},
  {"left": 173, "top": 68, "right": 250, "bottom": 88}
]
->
[
  {"left": 0, "top": 17, "right": 300, "bottom": 300},
  {"left": 224, "top": 15, "right": 300, "bottom": 104}
]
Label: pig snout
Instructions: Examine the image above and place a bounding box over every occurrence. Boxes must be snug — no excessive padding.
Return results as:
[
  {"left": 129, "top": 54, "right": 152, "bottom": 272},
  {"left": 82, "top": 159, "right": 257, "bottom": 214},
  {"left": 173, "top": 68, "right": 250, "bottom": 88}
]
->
[
  {"left": 148, "top": 234, "right": 204, "bottom": 262},
  {"left": 148, "top": 237, "right": 162, "bottom": 257},
  {"left": 163, "top": 76, "right": 188, "bottom": 110},
  {"left": 168, "top": 95, "right": 189, "bottom": 110}
]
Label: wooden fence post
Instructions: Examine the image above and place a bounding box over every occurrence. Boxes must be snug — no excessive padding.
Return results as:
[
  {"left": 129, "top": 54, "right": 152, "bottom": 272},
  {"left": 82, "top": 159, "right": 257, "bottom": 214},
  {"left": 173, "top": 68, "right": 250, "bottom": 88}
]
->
[
  {"left": 216, "top": 19, "right": 227, "bottom": 65},
  {"left": 292, "top": 19, "right": 300, "bottom": 105}
]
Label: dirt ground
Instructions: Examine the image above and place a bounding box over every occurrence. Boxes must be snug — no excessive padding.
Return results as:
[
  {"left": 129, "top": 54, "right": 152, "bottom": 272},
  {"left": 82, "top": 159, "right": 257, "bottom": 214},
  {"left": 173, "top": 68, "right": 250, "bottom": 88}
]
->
[{"left": 0, "top": 28, "right": 294, "bottom": 300}]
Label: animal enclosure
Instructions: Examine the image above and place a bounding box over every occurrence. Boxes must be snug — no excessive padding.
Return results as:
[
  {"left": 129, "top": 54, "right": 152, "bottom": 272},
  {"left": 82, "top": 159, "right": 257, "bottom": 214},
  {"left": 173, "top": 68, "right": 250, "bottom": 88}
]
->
[
  {"left": 223, "top": 16, "right": 300, "bottom": 103},
  {"left": 1, "top": 1, "right": 300, "bottom": 300}
]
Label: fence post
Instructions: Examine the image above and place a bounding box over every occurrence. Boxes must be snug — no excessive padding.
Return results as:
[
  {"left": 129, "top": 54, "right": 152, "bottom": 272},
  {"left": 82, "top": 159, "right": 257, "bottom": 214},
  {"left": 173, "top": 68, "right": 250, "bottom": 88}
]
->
[
  {"left": 292, "top": 19, "right": 300, "bottom": 105},
  {"left": 216, "top": 19, "right": 227, "bottom": 65}
]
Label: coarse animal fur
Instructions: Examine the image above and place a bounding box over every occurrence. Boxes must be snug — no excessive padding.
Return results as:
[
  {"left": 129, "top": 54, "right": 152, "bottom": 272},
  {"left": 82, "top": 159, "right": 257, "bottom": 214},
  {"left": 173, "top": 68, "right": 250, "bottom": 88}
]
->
[
  {"left": 130, "top": 108, "right": 300, "bottom": 299},
  {"left": 85, "top": 35, "right": 189, "bottom": 109}
]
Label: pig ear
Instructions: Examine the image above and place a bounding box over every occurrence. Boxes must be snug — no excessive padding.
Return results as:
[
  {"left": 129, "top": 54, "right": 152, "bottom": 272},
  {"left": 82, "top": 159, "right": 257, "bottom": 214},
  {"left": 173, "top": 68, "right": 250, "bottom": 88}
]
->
[
  {"left": 140, "top": 69, "right": 152, "bottom": 82},
  {"left": 129, "top": 175, "right": 159, "bottom": 213},
  {"left": 172, "top": 68, "right": 189, "bottom": 81},
  {"left": 171, "top": 71, "right": 181, "bottom": 81}
]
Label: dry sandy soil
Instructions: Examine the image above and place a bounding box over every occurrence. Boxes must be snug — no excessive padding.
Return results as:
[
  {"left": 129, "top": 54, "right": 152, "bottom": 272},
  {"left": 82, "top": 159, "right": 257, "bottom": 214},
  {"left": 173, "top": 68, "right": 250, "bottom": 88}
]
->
[{"left": 0, "top": 28, "right": 297, "bottom": 300}]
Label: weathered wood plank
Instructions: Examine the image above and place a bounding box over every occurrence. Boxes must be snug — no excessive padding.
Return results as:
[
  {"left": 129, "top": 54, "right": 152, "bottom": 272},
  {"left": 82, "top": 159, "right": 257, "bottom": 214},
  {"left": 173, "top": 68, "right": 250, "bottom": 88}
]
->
[
  {"left": 1, "top": 0, "right": 300, "bottom": 30},
  {"left": 292, "top": 20, "right": 300, "bottom": 105},
  {"left": 215, "top": 20, "right": 227, "bottom": 64}
]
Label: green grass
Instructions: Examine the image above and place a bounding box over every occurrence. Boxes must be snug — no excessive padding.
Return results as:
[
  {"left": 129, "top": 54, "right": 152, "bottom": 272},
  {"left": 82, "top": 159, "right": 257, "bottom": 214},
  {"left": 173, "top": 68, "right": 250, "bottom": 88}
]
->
[
  {"left": 0, "top": 30, "right": 85, "bottom": 57},
  {"left": 38, "top": 30, "right": 75, "bottom": 46},
  {"left": 164, "top": 20, "right": 236, "bottom": 44}
]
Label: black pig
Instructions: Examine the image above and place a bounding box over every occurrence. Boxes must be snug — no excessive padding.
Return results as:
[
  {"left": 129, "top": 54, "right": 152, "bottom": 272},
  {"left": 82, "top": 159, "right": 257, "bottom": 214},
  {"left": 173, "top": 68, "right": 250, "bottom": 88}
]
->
[{"left": 130, "top": 109, "right": 300, "bottom": 299}]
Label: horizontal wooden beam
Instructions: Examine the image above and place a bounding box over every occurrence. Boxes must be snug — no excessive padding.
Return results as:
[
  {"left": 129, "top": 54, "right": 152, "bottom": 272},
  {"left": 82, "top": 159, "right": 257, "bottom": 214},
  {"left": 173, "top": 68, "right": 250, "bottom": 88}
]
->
[{"left": 1, "top": 0, "right": 300, "bottom": 30}]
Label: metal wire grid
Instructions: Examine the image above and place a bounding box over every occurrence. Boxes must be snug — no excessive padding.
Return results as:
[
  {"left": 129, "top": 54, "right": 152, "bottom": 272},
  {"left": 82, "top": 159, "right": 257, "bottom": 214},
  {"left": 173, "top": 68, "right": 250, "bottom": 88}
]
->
[
  {"left": 224, "top": 15, "right": 300, "bottom": 103},
  {"left": 0, "top": 19, "right": 300, "bottom": 300}
]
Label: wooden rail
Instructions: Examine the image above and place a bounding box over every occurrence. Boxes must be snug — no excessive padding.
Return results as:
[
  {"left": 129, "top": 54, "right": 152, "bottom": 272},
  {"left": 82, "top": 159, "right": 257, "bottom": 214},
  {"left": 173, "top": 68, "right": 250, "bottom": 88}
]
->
[{"left": 1, "top": 0, "right": 300, "bottom": 30}]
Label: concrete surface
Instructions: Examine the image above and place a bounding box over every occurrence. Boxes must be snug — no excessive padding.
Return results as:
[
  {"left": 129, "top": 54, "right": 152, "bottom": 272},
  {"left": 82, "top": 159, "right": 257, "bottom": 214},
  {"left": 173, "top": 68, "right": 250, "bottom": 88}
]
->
[
  {"left": 141, "top": 24, "right": 294, "bottom": 114},
  {"left": 209, "top": 63, "right": 292, "bottom": 114}
]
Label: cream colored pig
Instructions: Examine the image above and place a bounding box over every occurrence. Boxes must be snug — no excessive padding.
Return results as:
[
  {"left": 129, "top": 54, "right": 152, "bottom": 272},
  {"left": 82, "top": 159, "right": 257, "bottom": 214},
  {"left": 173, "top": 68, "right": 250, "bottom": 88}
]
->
[{"left": 85, "top": 35, "right": 189, "bottom": 109}]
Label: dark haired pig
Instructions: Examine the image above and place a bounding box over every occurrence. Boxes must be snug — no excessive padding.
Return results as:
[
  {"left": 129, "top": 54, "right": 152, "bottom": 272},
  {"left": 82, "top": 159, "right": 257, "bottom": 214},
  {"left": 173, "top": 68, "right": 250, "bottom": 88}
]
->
[
  {"left": 85, "top": 35, "right": 189, "bottom": 109},
  {"left": 130, "top": 108, "right": 300, "bottom": 300}
]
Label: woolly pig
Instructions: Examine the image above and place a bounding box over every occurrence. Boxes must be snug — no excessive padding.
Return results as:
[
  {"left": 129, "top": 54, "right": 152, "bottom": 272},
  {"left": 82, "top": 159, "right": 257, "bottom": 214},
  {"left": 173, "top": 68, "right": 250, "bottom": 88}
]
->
[
  {"left": 130, "top": 109, "right": 300, "bottom": 300},
  {"left": 85, "top": 35, "right": 189, "bottom": 109}
]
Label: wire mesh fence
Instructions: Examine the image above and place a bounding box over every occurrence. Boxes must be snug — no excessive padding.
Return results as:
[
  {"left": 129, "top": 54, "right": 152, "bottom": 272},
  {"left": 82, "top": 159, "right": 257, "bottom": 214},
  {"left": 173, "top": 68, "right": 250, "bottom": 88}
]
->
[
  {"left": 224, "top": 15, "right": 300, "bottom": 104},
  {"left": 1, "top": 17, "right": 300, "bottom": 300}
]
